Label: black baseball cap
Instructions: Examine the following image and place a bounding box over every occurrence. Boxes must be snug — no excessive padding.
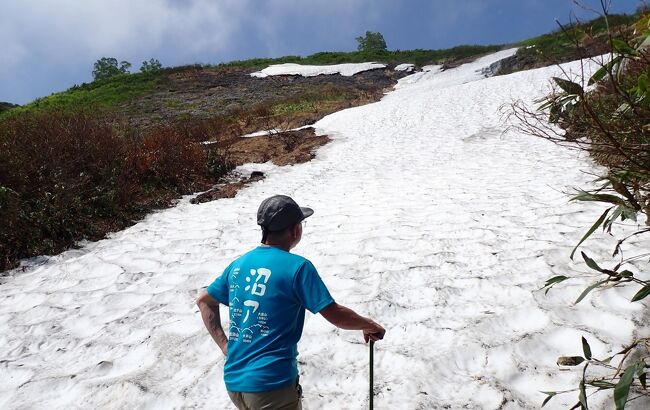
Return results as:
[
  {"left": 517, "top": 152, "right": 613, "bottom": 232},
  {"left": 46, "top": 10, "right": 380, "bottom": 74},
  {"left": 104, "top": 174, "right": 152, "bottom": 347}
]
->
[{"left": 257, "top": 195, "right": 313, "bottom": 232}]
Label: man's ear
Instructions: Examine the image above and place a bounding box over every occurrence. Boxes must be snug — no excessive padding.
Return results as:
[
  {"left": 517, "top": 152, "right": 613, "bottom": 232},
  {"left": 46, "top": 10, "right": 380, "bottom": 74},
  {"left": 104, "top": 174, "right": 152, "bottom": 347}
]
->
[{"left": 290, "top": 223, "right": 301, "bottom": 239}]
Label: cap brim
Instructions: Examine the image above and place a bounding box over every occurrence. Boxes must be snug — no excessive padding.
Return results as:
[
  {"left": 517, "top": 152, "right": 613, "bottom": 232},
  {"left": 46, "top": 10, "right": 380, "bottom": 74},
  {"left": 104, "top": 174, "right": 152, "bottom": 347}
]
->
[{"left": 300, "top": 207, "right": 314, "bottom": 219}]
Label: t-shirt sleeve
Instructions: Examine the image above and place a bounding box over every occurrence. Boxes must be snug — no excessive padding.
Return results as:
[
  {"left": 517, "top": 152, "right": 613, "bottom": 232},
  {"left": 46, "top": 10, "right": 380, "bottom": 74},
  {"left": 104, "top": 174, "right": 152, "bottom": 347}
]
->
[
  {"left": 292, "top": 261, "right": 334, "bottom": 314},
  {"left": 206, "top": 264, "right": 231, "bottom": 306}
]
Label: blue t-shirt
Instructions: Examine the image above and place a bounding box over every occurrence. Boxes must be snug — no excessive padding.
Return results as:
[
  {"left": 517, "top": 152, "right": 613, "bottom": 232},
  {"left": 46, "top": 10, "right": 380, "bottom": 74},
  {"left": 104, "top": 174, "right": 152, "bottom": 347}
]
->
[{"left": 207, "top": 246, "right": 334, "bottom": 392}]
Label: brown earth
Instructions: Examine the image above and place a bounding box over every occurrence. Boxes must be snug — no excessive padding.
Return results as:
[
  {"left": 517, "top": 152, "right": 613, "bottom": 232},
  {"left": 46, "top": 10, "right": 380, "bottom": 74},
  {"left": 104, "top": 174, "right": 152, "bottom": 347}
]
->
[
  {"left": 192, "top": 128, "right": 328, "bottom": 204},
  {"left": 158, "top": 66, "right": 411, "bottom": 206},
  {"left": 1, "top": 66, "right": 407, "bottom": 271},
  {"left": 125, "top": 65, "right": 409, "bottom": 128}
]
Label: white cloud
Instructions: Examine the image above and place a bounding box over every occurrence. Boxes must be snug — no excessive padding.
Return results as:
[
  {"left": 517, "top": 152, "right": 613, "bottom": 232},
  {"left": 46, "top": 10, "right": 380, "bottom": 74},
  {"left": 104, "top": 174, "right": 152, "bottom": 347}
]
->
[{"left": 0, "top": 0, "right": 250, "bottom": 69}]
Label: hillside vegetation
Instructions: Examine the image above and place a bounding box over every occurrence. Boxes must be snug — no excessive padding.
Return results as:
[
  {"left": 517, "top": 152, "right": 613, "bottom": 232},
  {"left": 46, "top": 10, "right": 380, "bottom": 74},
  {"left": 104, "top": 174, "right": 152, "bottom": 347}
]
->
[
  {"left": 498, "top": 13, "right": 639, "bottom": 74},
  {"left": 512, "top": 8, "right": 650, "bottom": 409},
  {"left": 0, "top": 12, "right": 640, "bottom": 272}
]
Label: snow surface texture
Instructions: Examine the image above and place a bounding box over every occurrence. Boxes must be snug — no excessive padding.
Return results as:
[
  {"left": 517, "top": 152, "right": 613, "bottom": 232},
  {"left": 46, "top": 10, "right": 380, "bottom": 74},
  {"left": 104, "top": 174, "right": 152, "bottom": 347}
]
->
[
  {"left": 239, "top": 124, "right": 314, "bottom": 139},
  {"left": 2, "top": 49, "right": 649, "bottom": 409},
  {"left": 394, "top": 63, "right": 415, "bottom": 72},
  {"left": 250, "top": 62, "right": 386, "bottom": 78}
]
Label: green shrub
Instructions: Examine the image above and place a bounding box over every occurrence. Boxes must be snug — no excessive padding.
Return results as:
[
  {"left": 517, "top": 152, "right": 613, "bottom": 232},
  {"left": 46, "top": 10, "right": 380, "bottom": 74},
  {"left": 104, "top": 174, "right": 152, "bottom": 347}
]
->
[
  {"left": 93, "top": 57, "right": 132, "bottom": 80},
  {"left": 140, "top": 58, "right": 163, "bottom": 73},
  {"left": 221, "top": 45, "right": 503, "bottom": 70},
  {"left": 512, "top": 10, "right": 650, "bottom": 409},
  {"left": 356, "top": 31, "right": 387, "bottom": 52}
]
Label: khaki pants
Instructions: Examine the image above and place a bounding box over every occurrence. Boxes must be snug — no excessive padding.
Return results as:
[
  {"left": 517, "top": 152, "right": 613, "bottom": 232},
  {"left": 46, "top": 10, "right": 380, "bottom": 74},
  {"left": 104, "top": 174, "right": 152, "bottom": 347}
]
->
[{"left": 227, "top": 379, "right": 302, "bottom": 410}]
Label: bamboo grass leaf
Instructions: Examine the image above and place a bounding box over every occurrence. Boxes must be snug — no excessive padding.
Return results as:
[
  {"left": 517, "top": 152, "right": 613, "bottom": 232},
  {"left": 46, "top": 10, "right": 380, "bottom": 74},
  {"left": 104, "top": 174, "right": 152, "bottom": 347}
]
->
[{"left": 570, "top": 208, "right": 612, "bottom": 259}]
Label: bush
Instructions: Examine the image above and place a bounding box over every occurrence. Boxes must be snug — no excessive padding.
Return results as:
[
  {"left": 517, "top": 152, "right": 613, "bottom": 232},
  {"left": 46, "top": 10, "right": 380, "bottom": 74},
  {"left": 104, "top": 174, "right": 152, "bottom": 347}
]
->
[
  {"left": 93, "top": 57, "right": 132, "bottom": 81},
  {"left": 356, "top": 31, "right": 387, "bottom": 52},
  {"left": 0, "top": 108, "right": 231, "bottom": 271},
  {"left": 140, "top": 58, "right": 162, "bottom": 73},
  {"left": 511, "top": 9, "right": 650, "bottom": 409},
  {"left": 222, "top": 45, "right": 503, "bottom": 70}
]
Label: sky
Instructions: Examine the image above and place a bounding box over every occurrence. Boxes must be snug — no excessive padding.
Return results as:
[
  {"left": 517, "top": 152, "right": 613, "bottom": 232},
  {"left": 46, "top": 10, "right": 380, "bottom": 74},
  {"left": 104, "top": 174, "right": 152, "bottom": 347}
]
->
[{"left": 0, "top": 0, "right": 640, "bottom": 105}]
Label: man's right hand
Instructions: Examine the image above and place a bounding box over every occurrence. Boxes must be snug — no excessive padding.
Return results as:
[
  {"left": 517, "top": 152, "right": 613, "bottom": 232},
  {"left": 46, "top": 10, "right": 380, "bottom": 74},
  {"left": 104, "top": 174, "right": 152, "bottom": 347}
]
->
[
  {"left": 320, "top": 302, "right": 386, "bottom": 343},
  {"left": 363, "top": 320, "right": 386, "bottom": 343}
]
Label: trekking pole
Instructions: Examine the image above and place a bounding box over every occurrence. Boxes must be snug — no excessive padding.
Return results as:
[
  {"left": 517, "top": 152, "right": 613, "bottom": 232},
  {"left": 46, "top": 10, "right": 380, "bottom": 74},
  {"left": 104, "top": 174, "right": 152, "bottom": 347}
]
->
[{"left": 369, "top": 340, "right": 374, "bottom": 410}]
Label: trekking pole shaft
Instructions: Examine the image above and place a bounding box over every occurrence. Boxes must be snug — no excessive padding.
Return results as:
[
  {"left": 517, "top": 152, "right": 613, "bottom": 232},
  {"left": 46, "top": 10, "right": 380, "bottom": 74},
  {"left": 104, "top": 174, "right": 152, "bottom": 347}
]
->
[{"left": 369, "top": 340, "right": 374, "bottom": 410}]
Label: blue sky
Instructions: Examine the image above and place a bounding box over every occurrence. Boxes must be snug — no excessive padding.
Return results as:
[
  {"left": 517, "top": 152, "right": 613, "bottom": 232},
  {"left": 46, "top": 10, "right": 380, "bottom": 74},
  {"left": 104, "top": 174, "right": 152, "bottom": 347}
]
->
[{"left": 1, "top": 0, "right": 639, "bottom": 104}]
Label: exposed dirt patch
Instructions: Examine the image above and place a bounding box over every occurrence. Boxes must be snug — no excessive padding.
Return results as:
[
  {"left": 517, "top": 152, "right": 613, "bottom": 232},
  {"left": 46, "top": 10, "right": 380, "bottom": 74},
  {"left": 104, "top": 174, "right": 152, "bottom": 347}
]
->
[
  {"left": 125, "top": 66, "right": 408, "bottom": 128},
  {"left": 191, "top": 128, "right": 329, "bottom": 204},
  {"left": 127, "top": 66, "right": 406, "bottom": 205},
  {"left": 227, "top": 128, "right": 329, "bottom": 166},
  {"left": 1, "top": 66, "right": 406, "bottom": 271},
  {"left": 149, "top": 66, "right": 410, "bottom": 206}
]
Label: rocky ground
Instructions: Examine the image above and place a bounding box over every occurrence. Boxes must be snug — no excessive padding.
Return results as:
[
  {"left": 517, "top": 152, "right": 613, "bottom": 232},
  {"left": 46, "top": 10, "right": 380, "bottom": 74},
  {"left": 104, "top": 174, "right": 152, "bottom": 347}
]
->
[
  {"left": 130, "top": 64, "right": 412, "bottom": 205},
  {"left": 124, "top": 65, "right": 410, "bottom": 128},
  {"left": 192, "top": 128, "right": 329, "bottom": 204}
]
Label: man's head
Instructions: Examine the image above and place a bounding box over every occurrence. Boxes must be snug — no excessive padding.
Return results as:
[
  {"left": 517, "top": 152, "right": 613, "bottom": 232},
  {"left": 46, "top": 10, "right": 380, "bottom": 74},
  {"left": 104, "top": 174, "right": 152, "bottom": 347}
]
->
[{"left": 257, "top": 195, "right": 313, "bottom": 249}]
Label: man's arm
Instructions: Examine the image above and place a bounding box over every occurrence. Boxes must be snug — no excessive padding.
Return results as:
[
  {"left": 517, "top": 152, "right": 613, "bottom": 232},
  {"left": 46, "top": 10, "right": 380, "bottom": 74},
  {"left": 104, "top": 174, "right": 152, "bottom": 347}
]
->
[
  {"left": 196, "top": 291, "right": 228, "bottom": 356},
  {"left": 319, "top": 302, "right": 386, "bottom": 342}
]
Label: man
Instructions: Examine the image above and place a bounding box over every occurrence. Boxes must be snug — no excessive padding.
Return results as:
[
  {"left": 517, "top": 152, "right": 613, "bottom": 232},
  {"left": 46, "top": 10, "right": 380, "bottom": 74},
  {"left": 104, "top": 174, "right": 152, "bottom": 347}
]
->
[{"left": 196, "top": 194, "right": 386, "bottom": 410}]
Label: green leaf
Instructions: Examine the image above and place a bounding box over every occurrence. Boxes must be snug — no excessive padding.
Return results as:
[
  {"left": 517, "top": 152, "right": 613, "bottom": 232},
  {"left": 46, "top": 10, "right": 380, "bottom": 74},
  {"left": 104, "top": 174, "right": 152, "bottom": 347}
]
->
[
  {"left": 639, "top": 372, "right": 647, "bottom": 390},
  {"left": 572, "top": 192, "right": 626, "bottom": 206},
  {"left": 612, "top": 39, "right": 638, "bottom": 56},
  {"left": 553, "top": 77, "right": 584, "bottom": 95},
  {"left": 605, "top": 206, "right": 623, "bottom": 234},
  {"left": 638, "top": 74, "right": 649, "bottom": 93},
  {"left": 541, "top": 392, "right": 556, "bottom": 407},
  {"left": 620, "top": 207, "right": 637, "bottom": 222},
  {"left": 575, "top": 280, "right": 609, "bottom": 304},
  {"left": 588, "top": 56, "right": 622, "bottom": 85},
  {"left": 582, "top": 337, "right": 592, "bottom": 360},
  {"left": 589, "top": 380, "right": 616, "bottom": 389},
  {"left": 570, "top": 208, "right": 612, "bottom": 259},
  {"left": 602, "top": 344, "right": 637, "bottom": 364},
  {"left": 537, "top": 97, "right": 556, "bottom": 111},
  {"left": 581, "top": 252, "right": 605, "bottom": 273},
  {"left": 543, "top": 275, "right": 569, "bottom": 294},
  {"left": 614, "top": 363, "right": 642, "bottom": 410},
  {"left": 589, "top": 65, "right": 609, "bottom": 86},
  {"left": 579, "top": 378, "right": 588, "bottom": 409},
  {"left": 631, "top": 284, "right": 650, "bottom": 302}
]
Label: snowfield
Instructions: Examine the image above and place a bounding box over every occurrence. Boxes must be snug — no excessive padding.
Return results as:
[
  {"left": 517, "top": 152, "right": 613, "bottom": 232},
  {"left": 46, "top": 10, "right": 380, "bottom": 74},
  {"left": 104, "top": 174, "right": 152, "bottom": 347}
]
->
[
  {"left": 394, "top": 63, "right": 415, "bottom": 72},
  {"left": 250, "top": 62, "right": 386, "bottom": 78},
  {"left": 2, "top": 49, "right": 649, "bottom": 409}
]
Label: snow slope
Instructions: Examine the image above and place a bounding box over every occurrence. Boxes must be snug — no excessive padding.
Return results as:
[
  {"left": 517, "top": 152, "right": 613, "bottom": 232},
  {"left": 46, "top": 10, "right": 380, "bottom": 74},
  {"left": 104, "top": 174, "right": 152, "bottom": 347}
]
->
[
  {"left": 250, "top": 62, "right": 385, "bottom": 78},
  {"left": 2, "top": 49, "right": 649, "bottom": 409}
]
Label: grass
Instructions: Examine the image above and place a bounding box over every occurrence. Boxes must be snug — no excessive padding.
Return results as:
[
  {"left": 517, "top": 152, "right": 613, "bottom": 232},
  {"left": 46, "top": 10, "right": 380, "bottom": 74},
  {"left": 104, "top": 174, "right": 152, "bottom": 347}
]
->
[
  {"left": 1, "top": 11, "right": 644, "bottom": 272},
  {"left": 3, "top": 71, "right": 163, "bottom": 118},
  {"left": 222, "top": 45, "right": 505, "bottom": 70},
  {"left": 0, "top": 12, "right": 639, "bottom": 120},
  {"left": 518, "top": 14, "right": 637, "bottom": 48},
  {"left": 512, "top": 13, "right": 638, "bottom": 66}
]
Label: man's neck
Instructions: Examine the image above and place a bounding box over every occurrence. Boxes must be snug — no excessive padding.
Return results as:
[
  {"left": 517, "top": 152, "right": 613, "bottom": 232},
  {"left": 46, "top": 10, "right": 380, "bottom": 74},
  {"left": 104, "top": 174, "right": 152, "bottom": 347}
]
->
[{"left": 261, "top": 242, "right": 291, "bottom": 252}]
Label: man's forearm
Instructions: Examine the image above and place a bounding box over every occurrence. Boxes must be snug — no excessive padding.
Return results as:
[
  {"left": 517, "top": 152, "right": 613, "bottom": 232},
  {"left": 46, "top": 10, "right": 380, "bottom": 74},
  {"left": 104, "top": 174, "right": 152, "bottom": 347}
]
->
[
  {"left": 197, "top": 300, "right": 228, "bottom": 354},
  {"left": 321, "top": 303, "right": 376, "bottom": 331}
]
